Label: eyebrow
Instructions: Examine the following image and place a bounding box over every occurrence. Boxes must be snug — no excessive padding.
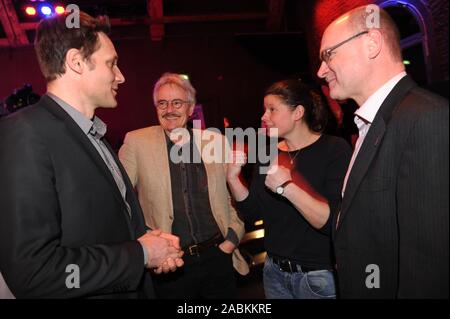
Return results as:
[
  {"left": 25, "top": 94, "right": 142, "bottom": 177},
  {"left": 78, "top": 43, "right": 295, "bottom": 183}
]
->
[
  {"left": 107, "top": 56, "right": 118, "bottom": 63},
  {"left": 320, "top": 44, "right": 334, "bottom": 56}
]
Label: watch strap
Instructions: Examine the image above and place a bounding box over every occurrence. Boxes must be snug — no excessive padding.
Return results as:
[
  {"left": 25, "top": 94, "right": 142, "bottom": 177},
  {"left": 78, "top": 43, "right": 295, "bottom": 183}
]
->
[{"left": 280, "top": 180, "right": 293, "bottom": 188}]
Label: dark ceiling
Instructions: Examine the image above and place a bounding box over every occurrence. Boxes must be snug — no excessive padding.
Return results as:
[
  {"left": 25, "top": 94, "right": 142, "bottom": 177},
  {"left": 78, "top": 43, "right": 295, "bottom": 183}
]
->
[{"left": 0, "top": 0, "right": 304, "bottom": 46}]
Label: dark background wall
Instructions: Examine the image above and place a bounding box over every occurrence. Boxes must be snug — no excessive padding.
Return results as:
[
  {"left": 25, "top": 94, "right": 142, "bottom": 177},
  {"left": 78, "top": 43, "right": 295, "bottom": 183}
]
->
[
  {"left": 0, "top": 33, "right": 309, "bottom": 149},
  {"left": 1, "top": 0, "right": 447, "bottom": 149},
  {"left": 301, "top": 0, "right": 449, "bottom": 86}
]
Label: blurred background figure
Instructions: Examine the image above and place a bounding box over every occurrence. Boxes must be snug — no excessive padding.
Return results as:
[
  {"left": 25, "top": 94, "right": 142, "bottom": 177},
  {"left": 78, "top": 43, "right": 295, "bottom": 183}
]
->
[{"left": 0, "top": 84, "right": 40, "bottom": 119}]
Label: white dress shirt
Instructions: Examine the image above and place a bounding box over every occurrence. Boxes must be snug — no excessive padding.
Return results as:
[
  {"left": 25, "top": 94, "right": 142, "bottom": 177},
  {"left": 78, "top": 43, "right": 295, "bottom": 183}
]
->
[{"left": 341, "top": 71, "right": 407, "bottom": 196}]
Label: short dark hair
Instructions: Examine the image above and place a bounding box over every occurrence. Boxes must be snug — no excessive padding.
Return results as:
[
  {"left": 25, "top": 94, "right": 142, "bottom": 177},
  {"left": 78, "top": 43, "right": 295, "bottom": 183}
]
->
[
  {"left": 265, "top": 79, "right": 328, "bottom": 133},
  {"left": 35, "top": 11, "right": 110, "bottom": 82}
]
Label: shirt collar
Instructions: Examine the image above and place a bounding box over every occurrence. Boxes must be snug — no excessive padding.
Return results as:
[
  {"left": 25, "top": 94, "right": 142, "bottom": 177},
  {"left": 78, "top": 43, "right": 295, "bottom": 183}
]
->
[
  {"left": 89, "top": 116, "right": 107, "bottom": 139},
  {"left": 355, "top": 71, "right": 407, "bottom": 124},
  {"left": 46, "top": 93, "right": 107, "bottom": 138}
]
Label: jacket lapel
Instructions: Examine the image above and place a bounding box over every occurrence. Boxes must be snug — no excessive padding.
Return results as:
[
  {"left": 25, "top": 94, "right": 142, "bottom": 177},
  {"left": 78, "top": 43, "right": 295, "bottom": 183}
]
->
[
  {"left": 103, "top": 140, "right": 146, "bottom": 232},
  {"left": 336, "top": 76, "right": 417, "bottom": 233},
  {"left": 150, "top": 127, "right": 174, "bottom": 232},
  {"left": 196, "top": 130, "right": 217, "bottom": 199},
  {"left": 42, "top": 96, "right": 127, "bottom": 211},
  {"left": 200, "top": 143, "right": 219, "bottom": 229},
  {"left": 339, "top": 118, "right": 386, "bottom": 220}
]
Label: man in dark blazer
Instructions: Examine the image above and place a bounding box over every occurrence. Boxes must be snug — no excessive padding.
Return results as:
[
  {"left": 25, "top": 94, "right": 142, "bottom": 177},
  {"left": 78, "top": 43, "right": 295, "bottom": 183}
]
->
[
  {"left": 0, "top": 12, "right": 183, "bottom": 298},
  {"left": 317, "top": 5, "right": 448, "bottom": 298}
]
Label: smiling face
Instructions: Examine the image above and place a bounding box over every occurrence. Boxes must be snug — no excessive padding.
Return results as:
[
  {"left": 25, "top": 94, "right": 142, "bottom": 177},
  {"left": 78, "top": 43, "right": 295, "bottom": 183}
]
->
[
  {"left": 80, "top": 32, "right": 125, "bottom": 110},
  {"left": 155, "top": 83, "right": 194, "bottom": 133},
  {"left": 261, "top": 94, "right": 300, "bottom": 139}
]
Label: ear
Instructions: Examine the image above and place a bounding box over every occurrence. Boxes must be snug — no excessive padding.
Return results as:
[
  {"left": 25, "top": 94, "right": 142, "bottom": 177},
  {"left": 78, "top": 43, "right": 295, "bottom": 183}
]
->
[
  {"left": 366, "top": 29, "right": 382, "bottom": 59},
  {"left": 65, "top": 48, "right": 84, "bottom": 74},
  {"left": 188, "top": 103, "right": 195, "bottom": 116},
  {"left": 293, "top": 105, "right": 305, "bottom": 121}
]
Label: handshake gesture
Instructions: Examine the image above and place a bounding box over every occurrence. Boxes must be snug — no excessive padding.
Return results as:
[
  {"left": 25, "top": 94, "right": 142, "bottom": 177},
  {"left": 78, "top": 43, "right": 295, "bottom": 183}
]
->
[{"left": 138, "top": 229, "right": 184, "bottom": 274}]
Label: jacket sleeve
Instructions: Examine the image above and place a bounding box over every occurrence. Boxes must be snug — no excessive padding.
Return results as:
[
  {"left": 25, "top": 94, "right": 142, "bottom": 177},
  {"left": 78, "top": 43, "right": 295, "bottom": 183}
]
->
[
  {"left": 396, "top": 103, "right": 449, "bottom": 298},
  {"left": 118, "top": 132, "right": 138, "bottom": 188},
  {"left": 221, "top": 135, "right": 245, "bottom": 242},
  {"left": 224, "top": 167, "right": 246, "bottom": 242}
]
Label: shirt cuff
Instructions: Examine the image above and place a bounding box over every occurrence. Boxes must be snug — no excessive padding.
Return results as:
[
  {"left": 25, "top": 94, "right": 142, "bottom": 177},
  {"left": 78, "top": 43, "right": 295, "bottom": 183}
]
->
[
  {"left": 140, "top": 242, "right": 148, "bottom": 267},
  {"left": 225, "top": 228, "right": 239, "bottom": 247}
]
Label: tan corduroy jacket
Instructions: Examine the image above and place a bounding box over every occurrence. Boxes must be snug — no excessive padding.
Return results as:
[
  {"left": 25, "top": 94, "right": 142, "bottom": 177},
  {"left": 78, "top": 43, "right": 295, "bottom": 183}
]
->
[{"left": 119, "top": 126, "right": 249, "bottom": 275}]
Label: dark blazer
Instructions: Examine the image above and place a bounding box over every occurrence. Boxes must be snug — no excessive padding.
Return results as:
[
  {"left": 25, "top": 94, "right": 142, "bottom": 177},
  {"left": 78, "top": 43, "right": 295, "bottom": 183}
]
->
[
  {"left": 0, "top": 95, "right": 153, "bottom": 298},
  {"left": 334, "top": 76, "right": 449, "bottom": 299}
]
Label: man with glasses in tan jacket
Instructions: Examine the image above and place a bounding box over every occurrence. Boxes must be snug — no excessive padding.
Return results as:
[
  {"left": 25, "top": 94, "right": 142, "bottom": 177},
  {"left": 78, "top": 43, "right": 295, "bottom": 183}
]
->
[{"left": 119, "top": 73, "right": 249, "bottom": 299}]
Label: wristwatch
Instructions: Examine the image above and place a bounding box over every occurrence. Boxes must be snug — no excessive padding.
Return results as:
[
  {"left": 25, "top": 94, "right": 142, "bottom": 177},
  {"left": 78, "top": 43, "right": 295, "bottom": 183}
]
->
[{"left": 276, "top": 180, "right": 293, "bottom": 195}]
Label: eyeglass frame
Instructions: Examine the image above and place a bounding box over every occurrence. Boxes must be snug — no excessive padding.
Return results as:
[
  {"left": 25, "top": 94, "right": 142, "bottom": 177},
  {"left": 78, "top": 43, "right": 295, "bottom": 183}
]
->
[
  {"left": 320, "top": 30, "right": 369, "bottom": 63},
  {"left": 155, "top": 99, "right": 192, "bottom": 110}
]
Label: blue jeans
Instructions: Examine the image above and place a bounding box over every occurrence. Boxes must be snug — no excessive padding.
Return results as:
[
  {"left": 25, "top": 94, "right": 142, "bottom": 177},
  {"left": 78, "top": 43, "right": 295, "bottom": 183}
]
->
[{"left": 263, "top": 255, "right": 336, "bottom": 299}]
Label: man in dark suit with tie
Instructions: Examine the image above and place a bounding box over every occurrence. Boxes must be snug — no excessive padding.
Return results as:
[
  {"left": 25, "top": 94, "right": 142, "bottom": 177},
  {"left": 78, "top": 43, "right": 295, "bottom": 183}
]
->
[
  {"left": 0, "top": 11, "right": 183, "bottom": 298},
  {"left": 317, "top": 5, "right": 448, "bottom": 298}
]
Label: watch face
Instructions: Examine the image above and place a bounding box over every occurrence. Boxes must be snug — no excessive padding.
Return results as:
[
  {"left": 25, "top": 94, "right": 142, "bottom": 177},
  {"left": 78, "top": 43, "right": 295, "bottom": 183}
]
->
[{"left": 276, "top": 186, "right": 283, "bottom": 195}]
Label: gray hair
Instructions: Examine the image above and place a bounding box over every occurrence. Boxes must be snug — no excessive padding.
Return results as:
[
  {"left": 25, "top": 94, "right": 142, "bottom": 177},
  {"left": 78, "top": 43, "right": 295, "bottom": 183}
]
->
[{"left": 153, "top": 72, "right": 197, "bottom": 105}]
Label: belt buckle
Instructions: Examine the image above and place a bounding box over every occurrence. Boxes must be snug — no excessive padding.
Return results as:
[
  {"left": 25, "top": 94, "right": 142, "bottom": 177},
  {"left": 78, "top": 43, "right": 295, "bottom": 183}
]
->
[
  {"left": 277, "top": 259, "right": 294, "bottom": 273},
  {"left": 281, "top": 259, "right": 294, "bottom": 273},
  {"left": 188, "top": 244, "right": 199, "bottom": 256},
  {"left": 287, "top": 260, "right": 294, "bottom": 273}
]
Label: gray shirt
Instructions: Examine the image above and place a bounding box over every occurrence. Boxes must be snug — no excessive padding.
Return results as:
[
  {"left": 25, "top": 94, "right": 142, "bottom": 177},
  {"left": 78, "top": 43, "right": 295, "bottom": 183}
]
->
[{"left": 47, "top": 93, "right": 131, "bottom": 217}]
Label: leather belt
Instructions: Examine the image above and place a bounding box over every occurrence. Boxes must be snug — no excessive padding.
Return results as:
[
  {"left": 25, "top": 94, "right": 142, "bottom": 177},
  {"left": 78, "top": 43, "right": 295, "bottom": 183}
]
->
[
  {"left": 183, "top": 234, "right": 223, "bottom": 257},
  {"left": 270, "top": 255, "right": 330, "bottom": 273}
]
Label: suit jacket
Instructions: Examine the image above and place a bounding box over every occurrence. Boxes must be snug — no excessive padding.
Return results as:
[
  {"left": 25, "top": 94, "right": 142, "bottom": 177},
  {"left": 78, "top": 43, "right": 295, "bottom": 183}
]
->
[
  {"left": 334, "top": 76, "right": 449, "bottom": 298},
  {"left": 0, "top": 95, "right": 153, "bottom": 298},
  {"left": 119, "top": 126, "right": 249, "bottom": 275}
]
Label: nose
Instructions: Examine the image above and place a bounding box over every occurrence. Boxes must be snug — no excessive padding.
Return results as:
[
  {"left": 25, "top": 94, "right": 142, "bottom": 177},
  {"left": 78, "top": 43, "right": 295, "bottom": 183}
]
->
[
  {"left": 317, "top": 61, "right": 328, "bottom": 80},
  {"left": 115, "top": 66, "right": 125, "bottom": 84},
  {"left": 261, "top": 109, "right": 269, "bottom": 122},
  {"left": 166, "top": 102, "right": 175, "bottom": 113}
]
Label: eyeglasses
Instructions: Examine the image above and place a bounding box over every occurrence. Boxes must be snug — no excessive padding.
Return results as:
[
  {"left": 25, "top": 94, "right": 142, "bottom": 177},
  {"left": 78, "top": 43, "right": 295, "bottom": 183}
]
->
[
  {"left": 320, "top": 30, "right": 369, "bottom": 63},
  {"left": 156, "top": 99, "right": 190, "bottom": 110}
]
